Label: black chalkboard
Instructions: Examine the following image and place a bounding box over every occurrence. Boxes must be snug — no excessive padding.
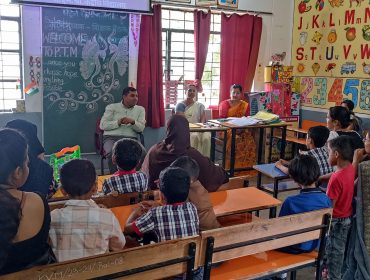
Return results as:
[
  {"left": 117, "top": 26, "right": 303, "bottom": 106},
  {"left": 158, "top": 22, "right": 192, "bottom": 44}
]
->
[{"left": 42, "top": 8, "right": 129, "bottom": 154}]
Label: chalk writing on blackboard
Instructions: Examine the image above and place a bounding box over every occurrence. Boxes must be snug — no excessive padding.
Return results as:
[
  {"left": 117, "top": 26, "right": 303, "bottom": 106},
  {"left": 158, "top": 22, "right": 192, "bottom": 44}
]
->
[{"left": 43, "top": 9, "right": 129, "bottom": 113}]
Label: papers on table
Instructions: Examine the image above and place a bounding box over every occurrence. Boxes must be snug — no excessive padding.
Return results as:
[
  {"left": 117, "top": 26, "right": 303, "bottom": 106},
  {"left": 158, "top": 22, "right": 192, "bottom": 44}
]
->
[
  {"left": 227, "top": 117, "right": 260, "bottom": 126},
  {"left": 225, "top": 111, "right": 280, "bottom": 127}
]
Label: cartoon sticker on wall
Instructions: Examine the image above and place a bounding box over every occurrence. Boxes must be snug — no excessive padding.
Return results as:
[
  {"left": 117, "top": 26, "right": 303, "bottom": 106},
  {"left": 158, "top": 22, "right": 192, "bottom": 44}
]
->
[
  {"left": 340, "top": 62, "right": 356, "bottom": 75},
  {"left": 349, "top": 0, "right": 364, "bottom": 8},
  {"left": 328, "top": 0, "right": 344, "bottom": 7},
  {"left": 345, "top": 27, "right": 356, "bottom": 41},
  {"left": 363, "top": 63, "right": 370, "bottom": 75},
  {"left": 315, "top": 0, "right": 325, "bottom": 11},
  {"left": 327, "top": 30, "right": 337, "bottom": 43},
  {"left": 297, "top": 63, "right": 305, "bottom": 73},
  {"left": 312, "top": 63, "right": 320, "bottom": 75},
  {"left": 312, "top": 31, "right": 323, "bottom": 45},
  {"left": 298, "top": 0, "right": 312, "bottom": 13},
  {"left": 362, "top": 25, "right": 370, "bottom": 41},
  {"left": 325, "top": 63, "right": 337, "bottom": 75},
  {"left": 299, "top": 32, "right": 308, "bottom": 46}
]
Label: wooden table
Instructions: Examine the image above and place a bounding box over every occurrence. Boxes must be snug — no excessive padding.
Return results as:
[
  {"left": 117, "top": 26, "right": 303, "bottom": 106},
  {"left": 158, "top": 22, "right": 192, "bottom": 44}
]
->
[
  {"left": 189, "top": 122, "right": 228, "bottom": 166},
  {"left": 208, "top": 120, "right": 289, "bottom": 177},
  {"left": 110, "top": 187, "right": 281, "bottom": 230},
  {"left": 210, "top": 187, "right": 281, "bottom": 217}
]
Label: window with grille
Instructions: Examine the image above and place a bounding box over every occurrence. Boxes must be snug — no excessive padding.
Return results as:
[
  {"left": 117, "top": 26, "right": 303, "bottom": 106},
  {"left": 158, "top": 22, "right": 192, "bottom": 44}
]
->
[
  {"left": 162, "top": 9, "right": 221, "bottom": 108},
  {"left": 0, "top": 0, "right": 22, "bottom": 111}
]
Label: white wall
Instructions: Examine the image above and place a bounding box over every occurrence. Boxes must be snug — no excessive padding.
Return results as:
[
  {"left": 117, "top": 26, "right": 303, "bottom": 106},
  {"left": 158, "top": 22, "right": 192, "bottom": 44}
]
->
[{"left": 22, "top": 0, "right": 294, "bottom": 111}]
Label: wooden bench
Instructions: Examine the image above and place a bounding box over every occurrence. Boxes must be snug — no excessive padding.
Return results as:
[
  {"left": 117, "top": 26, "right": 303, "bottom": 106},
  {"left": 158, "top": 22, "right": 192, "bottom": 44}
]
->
[
  {"left": 301, "top": 120, "right": 326, "bottom": 131},
  {"left": 2, "top": 236, "right": 200, "bottom": 280},
  {"left": 200, "top": 208, "right": 332, "bottom": 280},
  {"left": 49, "top": 191, "right": 156, "bottom": 211}
]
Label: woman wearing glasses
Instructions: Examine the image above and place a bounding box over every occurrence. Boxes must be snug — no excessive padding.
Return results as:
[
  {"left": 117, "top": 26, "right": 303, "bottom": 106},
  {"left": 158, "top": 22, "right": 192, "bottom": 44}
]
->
[
  {"left": 219, "top": 84, "right": 256, "bottom": 175},
  {"left": 175, "top": 84, "right": 211, "bottom": 157}
]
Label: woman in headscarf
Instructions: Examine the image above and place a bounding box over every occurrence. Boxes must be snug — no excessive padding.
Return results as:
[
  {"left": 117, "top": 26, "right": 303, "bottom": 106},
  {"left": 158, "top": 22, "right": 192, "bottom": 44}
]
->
[
  {"left": 141, "top": 115, "right": 228, "bottom": 192},
  {"left": 5, "top": 119, "right": 56, "bottom": 198}
]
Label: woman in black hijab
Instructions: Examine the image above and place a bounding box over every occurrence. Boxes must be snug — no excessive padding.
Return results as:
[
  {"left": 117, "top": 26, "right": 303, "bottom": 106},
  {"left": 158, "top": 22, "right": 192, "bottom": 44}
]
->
[
  {"left": 141, "top": 115, "right": 228, "bottom": 191},
  {"left": 5, "top": 119, "right": 56, "bottom": 198}
]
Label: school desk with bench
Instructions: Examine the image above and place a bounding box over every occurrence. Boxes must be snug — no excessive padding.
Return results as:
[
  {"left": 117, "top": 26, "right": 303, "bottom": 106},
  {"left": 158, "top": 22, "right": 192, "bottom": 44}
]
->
[
  {"left": 2, "top": 208, "right": 332, "bottom": 280},
  {"left": 253, "top": 163, "right": 300, "bottom": 218},
  {"left": 108, "top": 187, "right": 282, "bottom": 230}
]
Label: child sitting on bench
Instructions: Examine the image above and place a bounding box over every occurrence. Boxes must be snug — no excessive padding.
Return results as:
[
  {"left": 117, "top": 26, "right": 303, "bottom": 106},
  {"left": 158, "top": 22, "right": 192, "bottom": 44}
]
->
[
  {"left": 124, "top": 167, "right": 199, "bottom": 241},
  {"left": 170, "top": 156, "right": 220, "bottom": 230},
  {"left": 125, "top": 167, "right": 202, "bottom": 279},
  {"left": 279, "top": 154, "right": 331, "bottom": 254},
  {"left": 50, "top": 159, "right": 126, "bottom": 261},
  {"left": 102, "top": 138, "right": 148, "bottom": 195},
  {"left": 275, "top": 126, "right": 333, "bottom": 178}
]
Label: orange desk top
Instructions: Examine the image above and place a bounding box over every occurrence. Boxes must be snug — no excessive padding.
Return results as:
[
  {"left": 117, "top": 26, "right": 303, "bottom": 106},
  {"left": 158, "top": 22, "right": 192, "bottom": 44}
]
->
[
  {"left": 110, "top": 204, "right": 136, "bottom": 230},
  {"left": 210, "top": 187, "right": 281, "bottom": 217},
  {"left": 111, "top": 187, "right": 281, "bottom": 230}
]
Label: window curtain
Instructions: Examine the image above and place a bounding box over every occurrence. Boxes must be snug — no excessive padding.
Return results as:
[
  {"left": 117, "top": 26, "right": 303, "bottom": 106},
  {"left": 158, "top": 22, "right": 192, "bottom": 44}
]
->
[
  {"left": 219, "top": 13, "right": 262, "bottom": 102},
  {"left": 137, "top": 5, "right": 165, "bottom": 128},
  {"left": 194, "top": 10, "right": 211, "bottom": 93}
]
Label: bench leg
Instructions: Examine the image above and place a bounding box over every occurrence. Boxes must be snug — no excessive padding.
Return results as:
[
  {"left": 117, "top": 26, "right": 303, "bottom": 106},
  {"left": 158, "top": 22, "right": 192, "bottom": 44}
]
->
[
  {"left": 273, "top": 179, "right": 279, "bottom": 198},
  {"left": 290, "top": 270, "right": 297, "bottom": 280},
  {"left": 186, "top": 242, "right": 197, "bottom": 280},
  {"left": 202, "top": 237, "right": 214, "bottom": 280},
  {"left": 269, "top": 206, "right": 277, "bottom": 218},
  {"left": 257, "top": 172, "right": 262, "bottom": 189}
]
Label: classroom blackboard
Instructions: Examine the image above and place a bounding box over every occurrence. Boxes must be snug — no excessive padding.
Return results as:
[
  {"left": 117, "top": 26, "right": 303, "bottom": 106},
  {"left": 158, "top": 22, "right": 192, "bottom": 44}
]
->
[{"left": 42, "top": 8, "right": 129, "bottom": 154}]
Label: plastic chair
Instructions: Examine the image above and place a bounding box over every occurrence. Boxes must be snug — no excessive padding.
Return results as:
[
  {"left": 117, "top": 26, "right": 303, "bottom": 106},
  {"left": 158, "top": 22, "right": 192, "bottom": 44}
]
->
[
  {"left": 95, "top": 118, "right": 145, "bottom": 175},
  {"left": 50, "top": 145, "right": 81, "bottom": 182}
]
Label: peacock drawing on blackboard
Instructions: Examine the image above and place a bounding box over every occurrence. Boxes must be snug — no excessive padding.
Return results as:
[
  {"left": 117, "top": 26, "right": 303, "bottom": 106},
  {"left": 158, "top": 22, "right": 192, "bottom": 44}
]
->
[{"left": 46, "top": 30, "right": 129, "bottom": 114}]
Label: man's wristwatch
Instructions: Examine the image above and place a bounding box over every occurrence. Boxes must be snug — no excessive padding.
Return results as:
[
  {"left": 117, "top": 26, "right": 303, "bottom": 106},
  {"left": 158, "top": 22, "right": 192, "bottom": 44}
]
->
[{"left": 131, "top": 120, "right": 135, "bottom": 125}]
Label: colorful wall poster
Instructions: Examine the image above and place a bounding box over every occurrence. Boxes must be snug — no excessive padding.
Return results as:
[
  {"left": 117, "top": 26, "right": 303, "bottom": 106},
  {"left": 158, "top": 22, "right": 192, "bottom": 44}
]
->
[{"left": 291, "top": 0, "right": 370, "bottom": 114}]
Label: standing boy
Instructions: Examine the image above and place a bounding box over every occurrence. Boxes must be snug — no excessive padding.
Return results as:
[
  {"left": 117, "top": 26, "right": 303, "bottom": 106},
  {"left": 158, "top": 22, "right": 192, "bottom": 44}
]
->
[
  {"left": 102, "top": 138, "right": 148, "bottom": 195},
  {"left": 325, "top": 136, "right": 355, "bottom": 280},
  {"left": 50, "top": 159, "right": 126, "bottom": 262}
]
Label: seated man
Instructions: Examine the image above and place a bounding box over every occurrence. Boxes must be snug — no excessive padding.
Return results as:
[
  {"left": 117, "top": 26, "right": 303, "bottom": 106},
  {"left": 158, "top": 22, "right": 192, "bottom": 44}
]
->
[{"left": 100, "top": 87, "right": 146, "bottom": 173}]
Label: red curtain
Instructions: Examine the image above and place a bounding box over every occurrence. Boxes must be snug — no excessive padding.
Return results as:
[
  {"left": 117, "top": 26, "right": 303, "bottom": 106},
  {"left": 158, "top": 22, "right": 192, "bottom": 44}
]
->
[
  {"left": 194, "top": 10, "right": 211, "bottom": 92},
  {"left": 137, "top": 5, "right": 165, "bottom": 128},
  {"left": 219, "top": 13, "right": 263, "bottom": 102}
]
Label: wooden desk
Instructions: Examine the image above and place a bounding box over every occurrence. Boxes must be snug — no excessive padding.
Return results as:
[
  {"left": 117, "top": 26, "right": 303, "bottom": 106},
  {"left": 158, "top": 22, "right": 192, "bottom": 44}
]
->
[
  {"left": 210, "top": 187, "right": 281, "bottom": 217},
  {"left": 287, "top": 127, "right": 308, "bottom": 134},
  {"left": 208, "top": 120, "right": 289, "bottom": 177},
  {"left": 110, "top": 204, "right": 136, "bottom": 230},
  {"left": 111, "top": 187, "right": 281, "bottom": 230},
  {"left": 189, "top": 122, "right": 228, "bottom": 166}
]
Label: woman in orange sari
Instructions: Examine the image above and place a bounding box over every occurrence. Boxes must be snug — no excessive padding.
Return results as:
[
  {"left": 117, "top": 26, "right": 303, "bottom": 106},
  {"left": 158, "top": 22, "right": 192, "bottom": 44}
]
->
[{"left": 219, "top": 84, "right": 256, "bottom": 175}]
